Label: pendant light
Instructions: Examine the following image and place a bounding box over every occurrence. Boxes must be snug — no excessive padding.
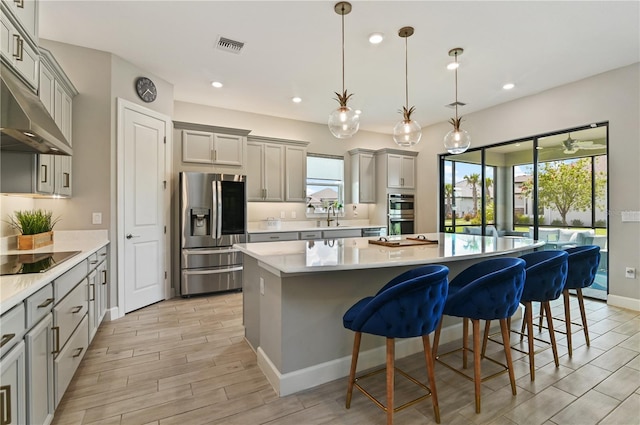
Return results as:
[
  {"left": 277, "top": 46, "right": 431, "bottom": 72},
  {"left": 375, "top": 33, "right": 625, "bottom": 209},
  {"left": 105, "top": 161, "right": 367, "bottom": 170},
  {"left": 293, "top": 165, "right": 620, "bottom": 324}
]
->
[
  {"left": 328, "top": 2, "right": 359, "bottom": 139},
  {"left": 443, "top": 48, "right": 471, "bottom": 154},
  {"left": 392, "top": 26, "right": 421, "bottom": 147}
]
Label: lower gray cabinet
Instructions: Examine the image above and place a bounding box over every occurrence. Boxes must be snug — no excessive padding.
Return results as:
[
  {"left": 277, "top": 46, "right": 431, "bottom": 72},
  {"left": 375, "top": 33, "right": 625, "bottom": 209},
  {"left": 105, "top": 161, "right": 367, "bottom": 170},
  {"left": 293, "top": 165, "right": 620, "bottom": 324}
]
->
[
  {"left": 0, "top": 341, "right": 26, "bottom": 425},
  {"left": 25, "top": 314, "right": 54, "bottom": 425},
  {"left": 54, "top": 315, "right": 88, "bottom": 407}
]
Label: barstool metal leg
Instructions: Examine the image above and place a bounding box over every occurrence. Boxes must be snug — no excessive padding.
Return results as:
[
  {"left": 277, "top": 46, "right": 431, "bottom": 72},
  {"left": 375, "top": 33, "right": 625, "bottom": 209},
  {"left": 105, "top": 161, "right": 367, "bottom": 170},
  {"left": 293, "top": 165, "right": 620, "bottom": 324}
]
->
[
  {"left": 472, "top": 319, "right": 482, "bottom": 413},
  {"left": 422, "top": 335, "right": 440, "bottom": 424},
  {"left": 563, "top": 289, "right": 573, "bottom": 356},
  {"left": 345, "top": 332, "right": 361, "bottom": 408},
  {"left": 500, "top": 318, "right": 517, "bottom": 396},
  {"left": 386, "top": 338, "right": 395, "bottom": 425},
  {"left": 576, "top": 289, "right": 590, "bottom": 346}
]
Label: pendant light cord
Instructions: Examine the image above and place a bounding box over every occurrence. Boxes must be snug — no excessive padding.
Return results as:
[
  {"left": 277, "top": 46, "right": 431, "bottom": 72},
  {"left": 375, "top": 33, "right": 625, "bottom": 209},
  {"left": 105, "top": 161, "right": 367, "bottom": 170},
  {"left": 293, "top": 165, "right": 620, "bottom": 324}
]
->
[
  {"left": 341, "top": 4, "right": 345, "bottom": 94},
  {"left": 404, "top": 35, "right": 409, "bottom": 110},
  {"left": 454, "top": 51, "right": 459, "bottom": 121}
]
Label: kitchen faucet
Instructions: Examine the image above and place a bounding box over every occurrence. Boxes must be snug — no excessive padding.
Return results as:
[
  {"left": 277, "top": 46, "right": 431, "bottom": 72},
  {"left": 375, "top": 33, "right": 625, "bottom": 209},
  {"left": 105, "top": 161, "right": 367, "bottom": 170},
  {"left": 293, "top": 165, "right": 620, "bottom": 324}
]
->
[{"left": 326, "top": 204, "right": 334, "bottom": 227}]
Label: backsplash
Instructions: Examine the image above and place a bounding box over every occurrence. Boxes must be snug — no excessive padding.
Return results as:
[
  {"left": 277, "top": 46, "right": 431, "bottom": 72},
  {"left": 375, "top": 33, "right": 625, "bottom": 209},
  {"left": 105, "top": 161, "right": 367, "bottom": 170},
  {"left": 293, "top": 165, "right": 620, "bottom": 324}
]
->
[
  {"left": 0, "top": 195, "right": 36, "bottom": 238},
  {"left": 247, "top": 202, "right": 371, "bottom": 223}
]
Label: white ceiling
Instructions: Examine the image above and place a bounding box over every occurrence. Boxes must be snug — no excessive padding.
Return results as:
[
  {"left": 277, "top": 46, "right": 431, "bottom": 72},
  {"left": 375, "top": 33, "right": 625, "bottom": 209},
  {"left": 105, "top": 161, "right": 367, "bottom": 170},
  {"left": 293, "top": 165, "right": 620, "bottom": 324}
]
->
[{"left": 39, "top": 1, "right": 640, "bottom": 135}]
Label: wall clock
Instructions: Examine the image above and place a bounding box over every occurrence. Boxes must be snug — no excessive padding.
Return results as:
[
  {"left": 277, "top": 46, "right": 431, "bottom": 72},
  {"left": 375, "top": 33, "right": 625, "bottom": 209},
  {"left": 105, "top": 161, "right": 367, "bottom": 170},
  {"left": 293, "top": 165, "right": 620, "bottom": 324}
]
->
[{"left": 135, "top": 77, "right": 157, "bottom": 103}]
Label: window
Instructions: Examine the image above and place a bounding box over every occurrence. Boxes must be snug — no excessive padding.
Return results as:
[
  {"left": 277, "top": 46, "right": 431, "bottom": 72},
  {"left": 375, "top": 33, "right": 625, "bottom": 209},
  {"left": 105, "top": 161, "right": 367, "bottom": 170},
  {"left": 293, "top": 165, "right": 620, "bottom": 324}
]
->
[{"left": 306, "top": 155, "right": 344, "bottom": 212}]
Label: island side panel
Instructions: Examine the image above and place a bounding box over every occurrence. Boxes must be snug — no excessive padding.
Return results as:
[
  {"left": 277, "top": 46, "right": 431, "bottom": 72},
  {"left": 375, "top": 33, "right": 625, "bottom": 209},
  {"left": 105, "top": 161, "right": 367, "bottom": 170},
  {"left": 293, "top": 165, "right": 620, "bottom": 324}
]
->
[
  {"left": 259, "top": 265, "right": 284, "bottom": 371},
  {"left": 243, "top": 256, "right": 261, "bottom": 351}
]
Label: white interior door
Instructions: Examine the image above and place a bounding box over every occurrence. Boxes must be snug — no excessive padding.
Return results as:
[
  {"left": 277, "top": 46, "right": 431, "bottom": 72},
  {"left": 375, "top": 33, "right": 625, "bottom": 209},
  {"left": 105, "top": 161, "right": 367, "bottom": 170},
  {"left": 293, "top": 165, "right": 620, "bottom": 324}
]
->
[{"left": 117, "top": 99, "right": 169, "bottom": 314}]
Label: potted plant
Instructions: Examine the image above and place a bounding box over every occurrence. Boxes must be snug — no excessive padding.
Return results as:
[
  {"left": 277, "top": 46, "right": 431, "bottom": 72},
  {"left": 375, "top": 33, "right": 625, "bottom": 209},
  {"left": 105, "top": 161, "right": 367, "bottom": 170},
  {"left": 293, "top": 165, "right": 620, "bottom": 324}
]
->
[{"left": 7, "top": 209, "right": 59, "bottom": 250}]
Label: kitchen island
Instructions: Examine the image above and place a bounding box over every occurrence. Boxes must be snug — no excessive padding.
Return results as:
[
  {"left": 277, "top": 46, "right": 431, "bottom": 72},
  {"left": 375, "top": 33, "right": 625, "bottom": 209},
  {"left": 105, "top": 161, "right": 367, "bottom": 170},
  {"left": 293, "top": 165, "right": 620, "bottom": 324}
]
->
[{"left": 234, "top": 233, "right": 543, "bottom": 396}]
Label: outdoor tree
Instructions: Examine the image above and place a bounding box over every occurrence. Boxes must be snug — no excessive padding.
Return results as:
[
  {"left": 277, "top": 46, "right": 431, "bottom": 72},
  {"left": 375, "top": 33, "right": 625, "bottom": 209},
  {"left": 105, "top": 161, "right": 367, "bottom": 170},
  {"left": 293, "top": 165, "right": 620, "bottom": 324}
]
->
[
  {"left": 520, "top": 158, "right": 606, "bottom": 226},
  {"left": 463, "top": 173, "right": 480, "bottom": 217},
  {"left": 444, "top": 183, "right": 453, "bottom": 218}
]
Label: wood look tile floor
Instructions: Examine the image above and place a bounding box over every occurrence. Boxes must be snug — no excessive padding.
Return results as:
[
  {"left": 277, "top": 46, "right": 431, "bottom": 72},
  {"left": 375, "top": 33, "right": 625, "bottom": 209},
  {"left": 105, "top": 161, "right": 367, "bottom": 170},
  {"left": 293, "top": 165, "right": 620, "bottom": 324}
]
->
[{"left": 52, "top": 292, "right": 640, "bottom": 425}]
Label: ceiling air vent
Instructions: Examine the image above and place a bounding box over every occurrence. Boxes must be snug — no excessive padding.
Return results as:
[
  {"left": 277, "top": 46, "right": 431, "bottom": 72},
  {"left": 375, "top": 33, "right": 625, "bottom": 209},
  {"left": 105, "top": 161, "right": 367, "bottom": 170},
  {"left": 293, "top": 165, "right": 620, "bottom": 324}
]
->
[{"left": 216, "top": 36, "right": 245, "bottom": 54}]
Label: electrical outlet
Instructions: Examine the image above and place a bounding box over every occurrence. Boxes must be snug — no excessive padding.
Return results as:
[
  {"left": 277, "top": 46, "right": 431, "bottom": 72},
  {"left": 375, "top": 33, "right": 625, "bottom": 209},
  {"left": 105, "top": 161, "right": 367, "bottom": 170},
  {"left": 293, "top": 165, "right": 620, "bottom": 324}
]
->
[
  {"left": 92, "top": 212, "right": 102, "bottom": 225},
  {"left": 260, "top": 277, "right": 265, "bottom": 295},
  {"left": 625, "top": 267, "right": 636, "bottom": 279},
  {"left": 280, "top": 211, "right": 285, "bottom": 219}
]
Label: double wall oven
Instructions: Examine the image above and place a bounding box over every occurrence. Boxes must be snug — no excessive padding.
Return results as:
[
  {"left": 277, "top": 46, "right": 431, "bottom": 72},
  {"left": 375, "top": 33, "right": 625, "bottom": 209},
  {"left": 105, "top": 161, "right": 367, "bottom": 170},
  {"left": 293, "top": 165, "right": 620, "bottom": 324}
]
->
[
  {"left": 388, "top": 193, "right": 415, "bottom": 235},
  {"left": 179, "top": 172, "right": 246, "bottom": 296}
]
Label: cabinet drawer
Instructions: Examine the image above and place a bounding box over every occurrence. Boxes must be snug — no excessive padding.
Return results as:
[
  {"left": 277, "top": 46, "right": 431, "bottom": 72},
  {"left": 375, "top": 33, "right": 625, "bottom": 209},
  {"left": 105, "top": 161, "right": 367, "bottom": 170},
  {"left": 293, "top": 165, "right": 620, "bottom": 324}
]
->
[
  {"left": 248, "top": 232, "right": 299, "bottom": 243},
  {"left": 322, "top": 229, "right": 362, "bottom": 239},
  {"left": 0, "top": 303, "right": 25, "bottom": 357},
  {"left": 54, "top": 259, "right": 87, "bottom": 301},
  {"left": 54, "top": 314, "right": 88, "bottom": 407},
  {"left": 299, "top": 231, "right": 322, "bottom": 240},
  {"left": 53, "top": 279, "right": 87, "bottom": 351},
  {"left": 87, "top": 246, "right": 108, "bottom": 272},
  {"left": 25, "top": 283, "right": 54, "bottom": 329}
]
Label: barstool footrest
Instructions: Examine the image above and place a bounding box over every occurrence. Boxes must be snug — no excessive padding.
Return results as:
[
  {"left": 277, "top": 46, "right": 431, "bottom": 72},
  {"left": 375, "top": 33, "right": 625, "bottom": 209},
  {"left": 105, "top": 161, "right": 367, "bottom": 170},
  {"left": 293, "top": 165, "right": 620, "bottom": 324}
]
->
[
  {"left": 486, "top": 330, "right": 552, "bottom": 356},
  {"left": 352, "top": 366, "right": 433, "bottom": 413},
  {"left": 436, "top": 348, "right": 509, "bottom": 383}
]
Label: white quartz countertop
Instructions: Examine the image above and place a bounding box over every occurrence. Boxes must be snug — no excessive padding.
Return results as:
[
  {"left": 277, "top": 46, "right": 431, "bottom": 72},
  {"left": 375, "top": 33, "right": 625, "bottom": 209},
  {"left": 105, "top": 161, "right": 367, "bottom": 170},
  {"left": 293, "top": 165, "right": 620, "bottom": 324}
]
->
[
  {"left": 0, "top": 230, "right": 109, "bottom": 314},
  {"left": 234, "top": 233, "right": 544, "bottom": 275}
]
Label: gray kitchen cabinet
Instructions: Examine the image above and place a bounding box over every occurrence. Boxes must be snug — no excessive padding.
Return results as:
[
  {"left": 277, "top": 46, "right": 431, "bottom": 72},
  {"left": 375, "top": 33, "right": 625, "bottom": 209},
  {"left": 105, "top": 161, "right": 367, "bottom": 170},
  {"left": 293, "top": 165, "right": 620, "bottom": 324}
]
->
[
  {"left": 285, "top": 145, "right": 307, "bottom": 202},
  {"left": 0, "top": 341, "right": 26, "bottom": 425},
  {"left": 299, "top": 230, "right": 323, "bottom": 240},
  {"left": 40, "top": 47, "right": 77, "bottom": 146},
  {"left": 349, "top": 149, "right": 376, "bottom": 203},
  {"left": 1, "top": 0, "right": 37, "bottom": 42},
  {"left": 322, "top": 228, "right": 361, "bottom": 239},
  {"left": 247, "top": 140, "right": 284, "bottom": 202},
  {"left": 54, "top": 155, "right": 72, "bottom": 197},
  {"left": 54, "top": 315, "right": 88, "bottom": 407},
  {"left": 36, "top": 154, "right": 54, "bottom": 194},
  {"left": 39, "top": 60, "right": 55, "bottom": 115},
  {"left": 25, "top": 314, "right": 54, "bottom": 425},
  {"left": 182, "top": 129, "right": 244, "bottom": 166},
  {"left": 375, "top": 149, "right": 418, "bottom": 190},
  {"left": 87, "top": 245, "right": 108, "bottom": 340},
  {"left": 248, "top": 232, "right": 298, "bottom": 243},
  {"left": 0, "top": 7, "right": 39, "bottom": 89}
]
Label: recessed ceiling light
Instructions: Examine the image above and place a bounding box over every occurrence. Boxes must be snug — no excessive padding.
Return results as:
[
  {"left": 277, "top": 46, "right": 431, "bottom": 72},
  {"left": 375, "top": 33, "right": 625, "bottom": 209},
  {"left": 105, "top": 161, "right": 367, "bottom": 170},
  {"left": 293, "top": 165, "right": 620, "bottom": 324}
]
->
[
  {"left": 447, "top": 62, "right": 459, "bottom": 70},
  {"left": 211, "top": 81, "right": 223, "bottom": 88},
  {"left": 292, "top": 97, "right": 302, "bottom": 103},
  {"left": 503, "top": 83, "right": 515, "bottom": 90},
  {"left": 368, "top": 33, "right": 384, "bottom": 44}
]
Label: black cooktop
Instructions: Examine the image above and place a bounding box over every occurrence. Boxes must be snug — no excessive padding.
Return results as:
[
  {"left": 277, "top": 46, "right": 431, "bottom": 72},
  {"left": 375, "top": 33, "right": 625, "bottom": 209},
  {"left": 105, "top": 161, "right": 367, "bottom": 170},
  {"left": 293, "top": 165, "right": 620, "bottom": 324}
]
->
[{"left": 0, "top": 251, "right": 81, "bottom": 276}]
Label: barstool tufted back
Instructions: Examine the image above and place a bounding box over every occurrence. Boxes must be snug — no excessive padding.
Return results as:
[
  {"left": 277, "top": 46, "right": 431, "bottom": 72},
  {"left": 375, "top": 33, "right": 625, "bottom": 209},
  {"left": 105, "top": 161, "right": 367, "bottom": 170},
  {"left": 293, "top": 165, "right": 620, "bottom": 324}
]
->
[
  {"left": 564, "top": 245, "right": 601, "bottom": 290},
  {"left": 520, "top": 250, "right": 568, "bottom": 302},
  {"left": 444, "top": 258, "right": 526, "bottom": 320},
  {"left": 343, "top": 265, "right": 449, "bottom": 339}
]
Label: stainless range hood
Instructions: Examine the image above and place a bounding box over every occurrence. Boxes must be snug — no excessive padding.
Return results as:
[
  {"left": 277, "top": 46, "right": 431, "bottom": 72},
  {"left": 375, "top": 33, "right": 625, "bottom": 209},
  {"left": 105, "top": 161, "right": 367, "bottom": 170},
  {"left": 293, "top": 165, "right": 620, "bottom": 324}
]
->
[{"left": 1, "top": 64, "right": 72, "bottom": 156}]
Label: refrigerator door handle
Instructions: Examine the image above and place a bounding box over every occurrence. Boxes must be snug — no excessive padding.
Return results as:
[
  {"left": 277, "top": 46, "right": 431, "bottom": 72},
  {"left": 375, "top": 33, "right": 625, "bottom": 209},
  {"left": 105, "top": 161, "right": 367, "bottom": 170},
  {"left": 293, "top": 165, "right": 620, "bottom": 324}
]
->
[
  {"left": 211, "top": 179, "right": 218, "bottom": 240},
  {"left": 216, "top": 180, "right": 223, "bottom": 239}
]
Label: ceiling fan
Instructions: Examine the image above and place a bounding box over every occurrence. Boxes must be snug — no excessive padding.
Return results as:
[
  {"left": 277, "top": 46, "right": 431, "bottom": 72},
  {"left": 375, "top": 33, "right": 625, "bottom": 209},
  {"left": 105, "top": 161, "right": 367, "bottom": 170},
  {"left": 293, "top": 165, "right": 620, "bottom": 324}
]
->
[{"left": 560, "top": 133, "right": 606, "bottom": 154}]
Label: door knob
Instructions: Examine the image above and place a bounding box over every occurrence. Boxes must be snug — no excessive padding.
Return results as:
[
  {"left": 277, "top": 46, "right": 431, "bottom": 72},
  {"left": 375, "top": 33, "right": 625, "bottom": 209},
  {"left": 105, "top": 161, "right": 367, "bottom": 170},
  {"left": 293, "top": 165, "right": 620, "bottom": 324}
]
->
[{"left": 126, "top": 234, "right": 140, "bottom": 239}]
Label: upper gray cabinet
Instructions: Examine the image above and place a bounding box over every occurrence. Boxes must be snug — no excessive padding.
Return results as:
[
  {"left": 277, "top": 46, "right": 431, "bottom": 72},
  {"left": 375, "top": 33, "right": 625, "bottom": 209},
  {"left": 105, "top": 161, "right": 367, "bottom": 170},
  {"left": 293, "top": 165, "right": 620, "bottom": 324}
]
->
[
  {"left": 182, "top": 130, "right": 244, "bottom": 166},
  {"left": 39, "top": 48, "right": 76, "bottom": 145},
  {"left": 246, "top": 135, "right": 309, "bottom": 202},
  {"left": 349, "top": 148, "right": 376, "bottom": 204},
  {"left": 376, "top": 149, "right": 418, "bottom": 190},
  {"left": 1, "top": 1, "right": 39, "bottom": 89}
]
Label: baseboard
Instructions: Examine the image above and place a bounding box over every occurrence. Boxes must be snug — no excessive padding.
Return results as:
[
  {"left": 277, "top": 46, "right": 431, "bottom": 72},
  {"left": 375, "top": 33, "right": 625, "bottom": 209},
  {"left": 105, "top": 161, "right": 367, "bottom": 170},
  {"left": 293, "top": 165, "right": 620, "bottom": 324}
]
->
[
  {"left": 105, "top": 307, "right": 121, "bottom": 321},
  {"left": 257, "top": 321, "right": 465, "bottom": 397},
  {"left": 607, "top": 294, "right": 640, "bottom": 311}
]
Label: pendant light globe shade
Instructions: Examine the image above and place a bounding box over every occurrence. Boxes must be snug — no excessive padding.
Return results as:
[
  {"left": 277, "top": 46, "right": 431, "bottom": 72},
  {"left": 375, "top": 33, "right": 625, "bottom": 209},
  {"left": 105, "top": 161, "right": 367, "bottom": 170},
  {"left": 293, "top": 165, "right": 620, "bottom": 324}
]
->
[
  {"left": 328, "top": 106, "right": 360, "bottom": 139},
  {"left": 444, "top": 128, "right": 471, "bottom": 154},
  {"left": 393, "top": 119, "right": 422, "bottom": 147}
]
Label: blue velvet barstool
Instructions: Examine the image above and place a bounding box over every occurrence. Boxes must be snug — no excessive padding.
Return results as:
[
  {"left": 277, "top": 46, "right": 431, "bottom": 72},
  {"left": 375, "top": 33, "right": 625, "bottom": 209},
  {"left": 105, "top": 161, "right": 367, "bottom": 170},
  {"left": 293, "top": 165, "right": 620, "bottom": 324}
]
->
[
  {"left": 432, "top": 257, "right": 526, "bottom": 414},
  {"left": 482, "top": 250, "right": 568, "bottom": 381},
  {"left": 551, "top": 245, "right": 601, "bottom": 356},
  {"left": 343, "top": 265, "right": 449, "bottom": 425}
]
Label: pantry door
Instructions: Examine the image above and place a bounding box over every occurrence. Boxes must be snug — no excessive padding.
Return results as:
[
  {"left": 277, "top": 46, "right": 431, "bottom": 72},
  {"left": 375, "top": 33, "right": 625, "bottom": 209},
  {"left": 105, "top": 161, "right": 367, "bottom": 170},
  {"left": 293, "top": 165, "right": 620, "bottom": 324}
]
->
[{"left": 117, "top": 98, "right": 171, "bottom": 315}]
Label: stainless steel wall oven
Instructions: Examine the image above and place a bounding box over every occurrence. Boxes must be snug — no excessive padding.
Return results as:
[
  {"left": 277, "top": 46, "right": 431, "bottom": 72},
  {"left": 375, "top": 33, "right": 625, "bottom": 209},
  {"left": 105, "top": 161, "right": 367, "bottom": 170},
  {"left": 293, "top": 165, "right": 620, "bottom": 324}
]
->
[{"left": 388, "top": 193, "right": 415, "bottom": 235}]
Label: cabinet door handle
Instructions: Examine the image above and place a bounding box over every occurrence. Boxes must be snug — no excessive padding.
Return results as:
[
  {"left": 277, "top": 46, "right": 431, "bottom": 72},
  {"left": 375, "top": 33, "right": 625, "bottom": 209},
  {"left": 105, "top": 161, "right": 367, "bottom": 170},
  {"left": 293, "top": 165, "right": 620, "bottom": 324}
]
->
[
  {"left": 102, "top": 270, "right": 107, "bottom": 284},
  {"left": 40, "top": 164, "right": 48, "bottom": 183},
  {"left": 72, "top": 347, "right": 84, "bottom": 358},
  {"left": 0, "top": 334, "right": 15, "bottom": 349},
  {"left": 37, "top": 298, "right": 55, "bottom": 308},
  {"left": 71, "top": 305, "right": 83, "bottom": 314},
  {"left": 63, "top": 172, "right": 70, "bottom": 188},
  {"left": 214, "top": 150, "right": 218, "bottom": 161},
  {"left": 89, "top": 284, "right": 95, "bottom": 301},
  {"left": 12, "top": 35, "right": 23, "bottom": 61},
  {"left": 0, "top": 384, "right": 11, "bottom": 425},
  {"left": 14, "top": 0, "right": 24, "bottom": 8},
  {"left": 52, "top": 326, "right": 60, "bottom": 355}
]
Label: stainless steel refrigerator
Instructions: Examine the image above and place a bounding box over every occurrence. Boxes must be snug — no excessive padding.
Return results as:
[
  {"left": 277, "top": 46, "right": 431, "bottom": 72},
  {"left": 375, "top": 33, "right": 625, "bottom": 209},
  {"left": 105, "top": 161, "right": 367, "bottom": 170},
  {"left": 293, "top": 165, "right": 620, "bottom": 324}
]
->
[{"left": 179, "top": 172, "right": 246, "bottom": 296}]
